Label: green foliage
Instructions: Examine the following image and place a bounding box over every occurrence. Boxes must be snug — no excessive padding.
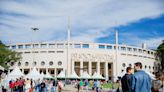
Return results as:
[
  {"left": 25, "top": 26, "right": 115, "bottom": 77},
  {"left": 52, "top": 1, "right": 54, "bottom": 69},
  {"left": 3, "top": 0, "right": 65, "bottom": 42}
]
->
[
  {"left": 0, "top": 41, "right": 21, "bottom": 69},
  {"left": 157, "top": 40, "right": 164, "bottom": 70}
]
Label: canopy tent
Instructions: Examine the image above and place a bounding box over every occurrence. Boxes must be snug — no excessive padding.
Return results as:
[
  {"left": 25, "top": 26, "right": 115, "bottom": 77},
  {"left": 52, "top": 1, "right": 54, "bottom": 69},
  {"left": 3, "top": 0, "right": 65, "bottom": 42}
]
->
[
  {"left": 44, "top": 72, "right": 53, "bottom": 79},
  {"left": 144, "top": 70, "right": 155, "bottom": 80},
  {"left": 80, "top": 71, "right": 91, "bottom": 79},
  {"left": 91, "top": 72, "right": 105, "bottom": 79},
  {"left": 57, "top": 70, "right": 66, "bottom": 78},
  {"left": 7, "top": 66, "right": 24, "bottom": 80},
  {"left": 25, "top": 67, "right": 43, "bottom": 80},
  {"left": 118, "top": 70, "right": 126, "bottom": 78},
  {"left": 41, "top": 72, "right": 45, "bottom": 78},
  {"left": 69, "top": 71, "right": 79, "bottom": 79}
]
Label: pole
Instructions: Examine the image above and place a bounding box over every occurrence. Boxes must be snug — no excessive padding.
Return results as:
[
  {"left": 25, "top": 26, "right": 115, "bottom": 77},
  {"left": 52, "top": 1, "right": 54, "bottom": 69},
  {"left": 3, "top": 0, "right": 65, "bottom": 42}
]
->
[
  {"left": 115, "top": 31, "right": 118, "bottom": 81},
  {"left": 31, "top": 27, "right": 39, "bottom": 70},
  {"left": 66, "top": 16, "right": 71, "bottom": 84}
]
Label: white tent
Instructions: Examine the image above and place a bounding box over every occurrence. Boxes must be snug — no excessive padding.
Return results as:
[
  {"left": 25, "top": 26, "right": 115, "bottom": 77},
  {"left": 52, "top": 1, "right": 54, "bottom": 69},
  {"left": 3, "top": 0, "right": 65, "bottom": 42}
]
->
[
  {"left": 25, "top": 67, "right": 43, "bottom": 80},
  {"left": 69, "top": 71, "right": 79, "bottom": 79},
  {"left": 57, "top": 70, "right": 65, "bottom": 78},
  {"left": 44, "top": 72, "right": 53, "bottom": 79},
  {"left": 92, "top": 72, "right": 105, "bottom": 79},
  {"left": 80, "top": 71, "right": 91, "bottom": 79},
  {"left": 7, "top": 66, "right": 24, "bottom": 80},
  {"left": 41, "top": 72, "right": 45, "bottom": 77}
]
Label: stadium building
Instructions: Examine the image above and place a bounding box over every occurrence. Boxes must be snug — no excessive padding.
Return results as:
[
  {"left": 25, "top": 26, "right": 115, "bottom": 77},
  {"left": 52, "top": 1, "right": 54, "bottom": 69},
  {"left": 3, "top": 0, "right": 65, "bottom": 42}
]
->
[{"left": 6, "top": 32, "right": 160, "bottom": 81}]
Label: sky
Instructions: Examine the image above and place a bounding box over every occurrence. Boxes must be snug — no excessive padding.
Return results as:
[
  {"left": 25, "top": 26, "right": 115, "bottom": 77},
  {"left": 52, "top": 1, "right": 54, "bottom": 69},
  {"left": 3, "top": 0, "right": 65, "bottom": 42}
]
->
[{"left": 0, "top": 0, "right": 164, "bottom": 49}]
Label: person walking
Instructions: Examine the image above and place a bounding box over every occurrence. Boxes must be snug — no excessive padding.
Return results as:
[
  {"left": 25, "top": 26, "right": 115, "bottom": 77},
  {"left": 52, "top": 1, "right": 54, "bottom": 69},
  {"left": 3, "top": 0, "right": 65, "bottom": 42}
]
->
[
  {"left": 121, "top": 67, "right": 133, "bottom": 92},
  {"left": 132, "top": 62, "right": 152, "bottom": 92}
]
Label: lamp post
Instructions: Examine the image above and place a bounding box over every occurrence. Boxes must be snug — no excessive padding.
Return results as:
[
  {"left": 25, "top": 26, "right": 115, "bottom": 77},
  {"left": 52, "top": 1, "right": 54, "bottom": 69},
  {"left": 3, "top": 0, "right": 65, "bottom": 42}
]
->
[{"left": 31, "top": 27, "right": 39, "bottom": 72}]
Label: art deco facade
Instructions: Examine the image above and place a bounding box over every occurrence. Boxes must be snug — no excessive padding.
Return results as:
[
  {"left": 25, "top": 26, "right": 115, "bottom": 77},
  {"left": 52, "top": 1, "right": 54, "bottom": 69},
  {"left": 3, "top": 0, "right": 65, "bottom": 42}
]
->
[{"left": 7, "top": 42, "right": 160, "bottom": 80}]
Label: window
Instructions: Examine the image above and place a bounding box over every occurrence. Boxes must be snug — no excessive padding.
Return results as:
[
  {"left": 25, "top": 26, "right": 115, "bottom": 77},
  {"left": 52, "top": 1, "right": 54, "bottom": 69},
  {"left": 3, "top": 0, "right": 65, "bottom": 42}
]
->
[
  {"left": 41, "top": 61, "right": 45, "bottom": 66},
  {"left": 40, "top": 51, "right": 47, "bottom": 53},
  {"left": 122, "top": 63, "right": 126, "bottom": 67},
  {"left": 33, "top": 62, "right": 37, "bottom": 66},
  {"left": 12, "top": 45, "right": 16, "bottom": 49},
  {"left": 129, "top": 64, "right": 132, "bottom": 67},
  {"left": 82, "top": 44, "right": 89, "bottom": 48},
  {"left": 107, "top": 45, "right": 112, "bottom": 49},
  {"left": 48, "top": 51, "right": 55, "bottom": 53},
  {"left": 18, "top": 45, "right": 23, "bottom": 49},
  {"left": 49, "top": 61, "right": 53, "bottom": 66},
  {"left": 138, "top": 49, "right": 142, "bottom": 53},
  {"left": 149, "top": 66, "right": 151, "bottom": 69},
  {"left": 49, "top": 44, "right": 55, "bottom": 48},
  {"left": 32, "top": 51, "right": 39, "bottom": 53},
  {"left": 25, "top": 62, "right": 29, "bottom": 66},
  {"left": 58, "top": 61, "right": 62, "bottom": 66},
  {"left": 33, "top": 44, "right": 39, "bottom": 48},
  {"left": 57, "top": 44, "right": 64, "bottom": 48},
  {"left": 74, "top": 44, "right": 81, "bottom": 48},
  {"left": 24, "top": 52, "right": 31, "bottom": 54},
  {"left": 10, "top": 62, "right": 14, "bottom": 66},
  {"left": 127, "top": 48, "right": 132, "bottom": 51},
  {"left": 25, "top": 45, "right": 31, "bottom": 49},
  {"left": 121, "top": 47, "right": 126, "bottom": 51},
  {"left": 99, "top": 45, "right": 105, "bottom": 49},
  {"left": 133, "top": 48, "right": 137, "bottom": 52},
  {"left": 145, "top": 65, "right": 147, "bottom": 69},
  {"left": 41, "top": 44, "right": 47, "bottom": 48},
  {"left": 57, "top": 51, "right": 64, "bottom": 53},
  {"left": 18, "top": 62, "right": 21, "bottom": 66}
]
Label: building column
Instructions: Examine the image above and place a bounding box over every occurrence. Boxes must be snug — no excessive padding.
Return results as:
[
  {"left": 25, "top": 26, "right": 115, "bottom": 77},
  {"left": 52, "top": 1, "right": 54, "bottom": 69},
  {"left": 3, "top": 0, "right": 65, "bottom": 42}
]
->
[
  {"left": 105, "top": 62, "right": 109, "bottom": 81},
  {"left": 80, "top": 60, "right": 83, "bottom": 76},
  {"left": 89, "top": 61, "right": 92, "bottom": 75},
  {"left": 71, "top": 60, "right": 74, "bottom": 74},
  {"left": 97, "top": 62, "right": 100, "bottom": 74},
  {"left": 22, "top": 69, "right": 24, "bottom": 74},
  {"left": 54, "top": 68, "right": 56, "bottom": 78},
  {"left": 46, "top": 68, "right": 48, "bottom": 74}
]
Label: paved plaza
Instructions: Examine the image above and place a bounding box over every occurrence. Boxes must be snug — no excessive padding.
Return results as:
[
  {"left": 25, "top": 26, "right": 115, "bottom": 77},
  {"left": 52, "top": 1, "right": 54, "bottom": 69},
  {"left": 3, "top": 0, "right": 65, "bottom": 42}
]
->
[{"left": 62, "top": 85, "right": 116, "bottom": 92}]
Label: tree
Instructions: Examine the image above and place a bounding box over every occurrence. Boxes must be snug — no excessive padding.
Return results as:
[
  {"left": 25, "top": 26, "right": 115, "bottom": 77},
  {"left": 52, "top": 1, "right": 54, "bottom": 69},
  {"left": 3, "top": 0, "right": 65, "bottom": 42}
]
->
[
  {"left": 0, "top": 41, "right": 21, "bottom": 69},
  {"left": 157, "top": 40, "right": 164, "bottom": 70}
]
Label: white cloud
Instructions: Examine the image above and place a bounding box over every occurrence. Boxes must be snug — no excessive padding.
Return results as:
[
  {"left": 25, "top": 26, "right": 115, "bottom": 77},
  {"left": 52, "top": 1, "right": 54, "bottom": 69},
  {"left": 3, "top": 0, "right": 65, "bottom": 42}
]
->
[
  {"left": 0, "top": 0, "right": 164, "bottom": 46},
  {"left": 139, "top": 37, "right": 164, "bottom": 49}
]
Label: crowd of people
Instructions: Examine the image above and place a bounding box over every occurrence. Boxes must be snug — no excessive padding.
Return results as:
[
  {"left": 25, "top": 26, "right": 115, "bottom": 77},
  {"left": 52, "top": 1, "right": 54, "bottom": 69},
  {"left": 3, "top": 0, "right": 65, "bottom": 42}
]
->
[
  {"left": 0, "top": 77, "right": 64, "bottom": 92},
  {"left": 0, "top": 62, "right": 164, "bottom": 92},
  {"left": 121, "top": 62, "right": 164, "bottom": 92}
]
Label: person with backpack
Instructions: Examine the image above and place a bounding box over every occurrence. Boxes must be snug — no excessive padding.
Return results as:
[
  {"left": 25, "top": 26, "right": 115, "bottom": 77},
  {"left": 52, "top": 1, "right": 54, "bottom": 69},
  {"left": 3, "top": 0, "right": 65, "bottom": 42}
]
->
[{"left": 121, "top": 67, "right": 133, "bottom": 92}]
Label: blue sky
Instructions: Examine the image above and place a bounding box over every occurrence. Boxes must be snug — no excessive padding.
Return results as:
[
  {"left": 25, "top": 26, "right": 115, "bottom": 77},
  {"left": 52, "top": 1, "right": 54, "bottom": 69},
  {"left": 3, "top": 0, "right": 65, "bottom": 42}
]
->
[{"left": 0, "top": 0, "right": 164, "bottom": 49}]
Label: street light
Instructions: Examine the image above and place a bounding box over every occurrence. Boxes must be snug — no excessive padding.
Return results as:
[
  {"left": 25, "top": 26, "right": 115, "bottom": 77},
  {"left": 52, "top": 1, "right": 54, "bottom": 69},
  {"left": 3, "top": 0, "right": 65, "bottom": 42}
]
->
[{"left": 30, "top": 27, "right": 39, "bottom": 72}]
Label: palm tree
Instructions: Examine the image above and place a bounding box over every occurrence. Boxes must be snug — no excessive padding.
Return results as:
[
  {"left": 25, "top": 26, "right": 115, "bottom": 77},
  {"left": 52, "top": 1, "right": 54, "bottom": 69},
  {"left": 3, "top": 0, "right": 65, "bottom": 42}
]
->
[{"left": 0, "top": 41, "right": 21, "bottom": 69}]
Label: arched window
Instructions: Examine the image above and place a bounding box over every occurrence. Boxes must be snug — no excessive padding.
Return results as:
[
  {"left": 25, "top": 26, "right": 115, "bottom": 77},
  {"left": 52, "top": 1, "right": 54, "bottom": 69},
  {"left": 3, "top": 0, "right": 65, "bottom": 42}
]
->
[
  {"left": 149, "top": 66, "right": 151, "bottom": 69},
  {"left": 145, "top": 65, "right": 147, "bottom": 69},
  {"left": 58, "top": 61, "right": 62, "bottom": 66},
  {"left": 10, "top": 62, "right": 14, "bottom": 66},
  {"left": 33, "top": 61, "right": 37, "bottom": 66},
  {"left": 122, "top": 63, "right": 126, "bottom": 67},
  {"left": 41, "top": 61, "right": 45, "bottom": 66},
  {"left": 25, "top": 62, "right": 29, "bottom": 66},
  {"left": 129, "top": 64, "right": 132, "bottom": 67},
  {"left": 49, "top": 61, "right": 53, "bottom": 66},
  {"left": 18, "top": 62, "right": 21, "bottom": 66}
]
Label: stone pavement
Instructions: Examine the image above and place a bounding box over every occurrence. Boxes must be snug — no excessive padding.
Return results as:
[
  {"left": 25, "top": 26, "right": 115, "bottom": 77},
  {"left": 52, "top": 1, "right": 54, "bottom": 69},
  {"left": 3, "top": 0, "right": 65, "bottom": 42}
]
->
[{"left": 62, "top": 85, "right": 116, "bottom": 92}]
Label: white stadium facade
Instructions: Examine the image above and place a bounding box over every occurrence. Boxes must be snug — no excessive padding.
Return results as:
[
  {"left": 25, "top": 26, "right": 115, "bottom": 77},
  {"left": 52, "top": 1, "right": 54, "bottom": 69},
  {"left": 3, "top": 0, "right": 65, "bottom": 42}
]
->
[{"left": 6, "top": 38, "right": 160, "bottom": 81}]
